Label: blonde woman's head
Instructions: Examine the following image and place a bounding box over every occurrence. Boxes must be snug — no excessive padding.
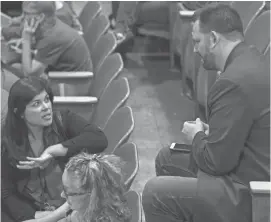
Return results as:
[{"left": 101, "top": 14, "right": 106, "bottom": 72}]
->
[{"left": 62, "top": 153, "right": 131, "bottom": 222}]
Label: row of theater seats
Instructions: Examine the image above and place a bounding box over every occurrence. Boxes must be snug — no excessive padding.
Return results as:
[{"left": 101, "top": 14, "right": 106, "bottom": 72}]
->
[
  {"left": 50, "top": 2, "right": 143, "bottom": 222},
  {"left": 1, "top": 2, "right": 142, "bottom": 221},
  {"left": 49, "top": 1, "right": 116, "bottom": 96},
  {"left": 173, "top": 2, "right": 270, "bottom": 222}
]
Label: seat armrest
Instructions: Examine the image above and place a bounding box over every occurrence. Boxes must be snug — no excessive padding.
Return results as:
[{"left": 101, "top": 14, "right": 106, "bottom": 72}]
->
[
  {"left": 179, "top": 11, "right": 195, "bottom": 17},
  {"left": 48, "top": 71, "right": 93, "bottom": 79},
  {"left": 1, "top": 12, "right": 12, "bottom": 27},
  {"left": 53, "top": 96, "right": 97, "bottom": 120},
  {"left": 49, "top": 72, "right": 93, "bottom": 96},
  {"left": 53, "top": 96, "right": 98, "bottom": 104},
  {"left": 250, "top": 181, "right": 271, "bottom": 194},
  {"left": 177, "top": 3, "right": 195, "bottom": 18}
]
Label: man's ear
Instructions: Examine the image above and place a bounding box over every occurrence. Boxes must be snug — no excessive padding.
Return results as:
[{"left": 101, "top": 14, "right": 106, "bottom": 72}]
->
[{"left": 210, "top": 31, "right": 220, "bottom": 49}]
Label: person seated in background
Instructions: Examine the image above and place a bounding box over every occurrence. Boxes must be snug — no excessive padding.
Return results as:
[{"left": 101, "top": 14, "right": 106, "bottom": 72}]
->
[
  {"left": 2, "top": 1, "right": 82, "bottom": 41},
  {"left": 54, "top": 1, "right": 83, "bottom": 34},
  {"left": 110, "top": 1, "right": 170, "bottom": 44},
  {"left": 1, "top": 76, "right": 108, "bottom": 222},
  {"left": 22, "top": 153, "right": 132, "bottom": 222},
  {"left": 143, "top": 4, "right": 270, "bottom": 222},
  {"left": 1, "top": 1, "right": 23, "bottom": 17},
  {"left": 2, "top": 1, "right": 92, "bottom": 78},
  {"left": 109, "top": 1, "right": 138, "bottom": 43}
]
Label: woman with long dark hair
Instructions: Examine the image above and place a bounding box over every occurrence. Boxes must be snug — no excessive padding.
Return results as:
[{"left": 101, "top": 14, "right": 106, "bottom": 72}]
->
[{"left": 1, "top": 76, "right": 108, "bottom": 221}]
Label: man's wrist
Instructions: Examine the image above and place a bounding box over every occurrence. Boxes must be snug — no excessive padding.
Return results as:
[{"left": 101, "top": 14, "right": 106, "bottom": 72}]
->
[
  {"left": 192, "top": 129, "right": 202, "bottom": 139},
  {"left": 192, "top": 131, "right": 206, "bottom": 146}
]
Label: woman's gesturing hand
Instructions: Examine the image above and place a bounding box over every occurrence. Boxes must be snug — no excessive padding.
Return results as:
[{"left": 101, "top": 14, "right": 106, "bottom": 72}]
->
[{"left": 17, "top": 150, "right": 53, "bottom": 170}]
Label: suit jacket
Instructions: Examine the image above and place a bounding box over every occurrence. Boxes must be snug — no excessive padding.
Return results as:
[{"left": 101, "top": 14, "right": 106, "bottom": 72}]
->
[{"left": 191, "top": 42, "right": 270, "bottom": 222}]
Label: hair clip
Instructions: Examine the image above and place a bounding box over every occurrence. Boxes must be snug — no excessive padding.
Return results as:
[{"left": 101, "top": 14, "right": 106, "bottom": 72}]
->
[
  {"left": 92, "top": 154, "right": 102, "bottom": 162},
  {"left": 92, "top": 154, "right": 98, "bottom": 160}
]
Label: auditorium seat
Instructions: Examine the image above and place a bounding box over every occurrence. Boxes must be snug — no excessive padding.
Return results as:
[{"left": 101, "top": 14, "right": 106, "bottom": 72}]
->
[
  {"left": 49, "top": 53, "right": 123, "bottom": 98},
  {"left": 264, "top": 44, "right": 270, "bottom": 64},
  {"left": 53, "top": 76, "right": 130, "bottom": 127},
  {"left": 49, "top": 71, "right": 93, "bottom": 96},
  {"left": 250, "top": 181, "right": 270, "bottom": 222},
  {"left": 232, "top": 1, "right": 266, "bottom": 33},
  {"left": 113, "top": 142, "right": 139, "bottom": 190},
  {"left": 84, "top": 14, "right": 110, "bottom": 56},
  {"left": 125, "top": 190, "right": 142, "bottom": 222},
  {"left": 92, "top": 31, "right": 117, "bottom": 73},
  {"left": 79, "top": 1, "right": 102, "bottom": 33},
  {"left": 91, "top": 77, "right": 130, "bottom": 129},
  {"left": 103, "top": 106, "right": 134, "bottom": 154},
  {"left": 245, "top": 10, "right": 270, "bottom": 54}
]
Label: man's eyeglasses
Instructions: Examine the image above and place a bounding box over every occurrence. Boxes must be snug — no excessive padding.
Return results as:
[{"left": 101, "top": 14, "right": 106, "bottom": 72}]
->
[{"left": 62, "top": 186, "right": 91, "bottom": 197}]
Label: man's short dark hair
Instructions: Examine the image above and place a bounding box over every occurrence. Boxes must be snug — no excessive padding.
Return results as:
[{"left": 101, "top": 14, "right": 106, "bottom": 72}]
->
[
  {"left": 23, "top": 1, "right": 56, "bottom": 17},
  {"left": 194, "top": 3, "right": 244, "bottom": 36}
]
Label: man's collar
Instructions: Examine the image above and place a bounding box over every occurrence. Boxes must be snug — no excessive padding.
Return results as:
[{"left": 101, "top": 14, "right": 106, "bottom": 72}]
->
[{"left": 222, "top": 41, "right": 248, "bottom": 72}]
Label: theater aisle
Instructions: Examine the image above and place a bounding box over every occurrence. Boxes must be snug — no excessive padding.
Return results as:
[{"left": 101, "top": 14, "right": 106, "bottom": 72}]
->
[
  {"left": 119, "top": 37, "right": 196, "bottom": 195},
  {"left": 74, "top": 0, "right": 196, "bottom": 209}
]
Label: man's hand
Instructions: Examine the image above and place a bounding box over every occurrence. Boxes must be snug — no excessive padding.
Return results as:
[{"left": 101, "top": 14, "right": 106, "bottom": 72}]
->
[
  {"left": 202, "top": 121, "right": 209, "bottom": 135},
  {"left": 182, "top": 118, "right": 205, "bottom": 143}
]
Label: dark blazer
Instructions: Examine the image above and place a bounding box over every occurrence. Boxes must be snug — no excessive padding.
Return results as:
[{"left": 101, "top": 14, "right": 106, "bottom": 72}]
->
[
  {"left": 1, "top": 110, "right": 108, "bottom": 221},
  {"left": 191, "top": 42, "right": 270, "bottom": 222}
]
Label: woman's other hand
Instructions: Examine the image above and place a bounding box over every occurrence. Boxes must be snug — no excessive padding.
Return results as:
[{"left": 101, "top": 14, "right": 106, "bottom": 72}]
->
[{"left": 17, "top": 150, "right": 53, "bottom": 170}]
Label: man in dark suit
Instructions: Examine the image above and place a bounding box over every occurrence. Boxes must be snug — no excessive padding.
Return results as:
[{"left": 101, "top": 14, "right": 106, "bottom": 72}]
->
[{"left": 142, "top": 4, "right": 270, "bottom": 222}]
